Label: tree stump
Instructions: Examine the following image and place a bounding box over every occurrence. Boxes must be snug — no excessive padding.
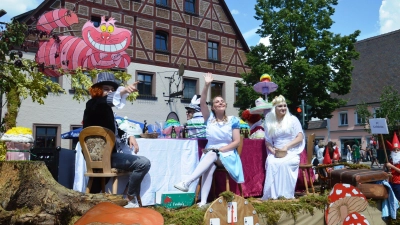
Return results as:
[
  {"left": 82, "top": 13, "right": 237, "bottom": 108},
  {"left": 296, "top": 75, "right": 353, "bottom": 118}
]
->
[{"left": 0, "top": 161, "right": 127, "bottom": 224}]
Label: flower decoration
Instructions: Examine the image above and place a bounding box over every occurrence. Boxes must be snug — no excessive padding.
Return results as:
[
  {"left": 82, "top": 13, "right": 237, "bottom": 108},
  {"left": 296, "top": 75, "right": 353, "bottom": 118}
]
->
[{"left": 1, "top": 127, "right": 34, "bottom": 143}]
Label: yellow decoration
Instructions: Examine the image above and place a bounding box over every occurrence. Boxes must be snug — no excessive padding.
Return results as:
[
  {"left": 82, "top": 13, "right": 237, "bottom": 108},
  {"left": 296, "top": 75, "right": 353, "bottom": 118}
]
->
[
  {"left": 5, "top": 127, "right": 32, "bottom": 135},
  {"left": 260, "top": 74, "right": 272, "bottom": 82}
]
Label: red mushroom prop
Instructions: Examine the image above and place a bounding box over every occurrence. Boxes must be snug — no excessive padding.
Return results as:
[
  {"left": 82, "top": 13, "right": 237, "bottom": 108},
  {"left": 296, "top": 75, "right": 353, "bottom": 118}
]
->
[
  {"left": 342, "top": 212, "right": 370, "bottom": 225},
  {"left": 326, "top": 183, "right": 367, "bottom": 225}
]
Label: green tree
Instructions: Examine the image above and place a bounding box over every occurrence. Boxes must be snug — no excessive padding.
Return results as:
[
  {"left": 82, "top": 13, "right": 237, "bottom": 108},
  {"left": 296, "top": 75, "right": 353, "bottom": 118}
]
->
[{"left": 236, "top": 0, "right": 360, "bottom": 120}]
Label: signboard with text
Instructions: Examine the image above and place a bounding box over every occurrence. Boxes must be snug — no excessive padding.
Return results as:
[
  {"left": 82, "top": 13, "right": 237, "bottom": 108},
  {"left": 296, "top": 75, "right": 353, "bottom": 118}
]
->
[{"left": 369, "top": 118, "right": 389, "bottom": 134}]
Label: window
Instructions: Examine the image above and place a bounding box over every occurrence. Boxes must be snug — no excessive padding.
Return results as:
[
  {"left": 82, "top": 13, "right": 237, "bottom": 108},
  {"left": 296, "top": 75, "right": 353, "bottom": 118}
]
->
[
  {"left": 208, "top": 41, "right": 219, "bottom": 61},
  {"left": 373, "top": 107, "right": 381, "bottom": 118},
  {"left": 70, "top": 125, "right": 82, "bottom": 150},
  {"left": 91, "top": 16, "right": 101, "bottom": 28},
  {"left": 339, "top": 112, "right": 348, "bottom": 126},
  {"left": 155, "top": 31, "right": 168, "bottom": 52},
  {"left": 355, "top": 113, "right": 365, "bottom": 125},
  {"left": 211, "top": 82, "right": 223, "bottom": 100},
  {"left": 49, "top": 77, "right": 59, "bottom": 83},
  {"left": 185, "top": 0, "right": 195, "bottom": 14},
  {"left": 156, "top": 0, "right": 168, "bottom": 7},
  {"left": 233, "top": 84, "right": 239, "bottom": 107},
  {"left": 34, "top": 126, "right": 59, "bottom": 148},
  {"left": 137, "top": 72, "right": 157, "bottom": 100},
  {"left": 182, "top": 79, "right": 197, "bottom": 101}
]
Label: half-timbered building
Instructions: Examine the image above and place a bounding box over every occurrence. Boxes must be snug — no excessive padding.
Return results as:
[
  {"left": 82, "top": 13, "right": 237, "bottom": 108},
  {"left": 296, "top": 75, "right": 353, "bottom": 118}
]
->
[{"left": 12, "top": 0, "right": 250, "bottom": 149}]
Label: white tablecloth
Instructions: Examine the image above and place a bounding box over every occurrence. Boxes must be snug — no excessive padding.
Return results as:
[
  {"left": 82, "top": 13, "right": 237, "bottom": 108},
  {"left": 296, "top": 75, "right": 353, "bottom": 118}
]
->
[{"left": 73, "top": 138, "right": 200, "bottom": 206}]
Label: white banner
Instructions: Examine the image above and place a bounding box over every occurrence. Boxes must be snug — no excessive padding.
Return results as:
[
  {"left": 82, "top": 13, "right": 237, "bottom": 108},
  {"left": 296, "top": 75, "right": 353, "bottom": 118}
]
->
[{"left": 369, "top": 118, "right": 389, "bottom": 134}]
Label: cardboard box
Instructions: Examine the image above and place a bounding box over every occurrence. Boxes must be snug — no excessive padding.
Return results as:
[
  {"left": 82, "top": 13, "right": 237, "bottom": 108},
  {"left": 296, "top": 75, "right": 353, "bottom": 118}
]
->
[{"left": 155, "top": 191, "right": 195, "bottom": 209}]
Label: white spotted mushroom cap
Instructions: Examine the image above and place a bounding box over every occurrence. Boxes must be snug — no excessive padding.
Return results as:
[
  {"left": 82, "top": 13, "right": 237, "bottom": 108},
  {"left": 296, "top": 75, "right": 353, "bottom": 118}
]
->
[
  {"left": 342, "top": 212, "right": 370, "bottom": 225},
  {"left": 328, "top": 183, "right": 366, "bottom": 203},
  {"left": 326, "top": 183, "right": 367, "bottom": 225}
]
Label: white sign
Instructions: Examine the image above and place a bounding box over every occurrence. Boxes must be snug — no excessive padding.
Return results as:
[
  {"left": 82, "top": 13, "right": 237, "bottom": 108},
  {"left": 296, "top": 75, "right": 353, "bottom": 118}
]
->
[{"left": 369, "top": 118, "right": 389, "bottom": 134}]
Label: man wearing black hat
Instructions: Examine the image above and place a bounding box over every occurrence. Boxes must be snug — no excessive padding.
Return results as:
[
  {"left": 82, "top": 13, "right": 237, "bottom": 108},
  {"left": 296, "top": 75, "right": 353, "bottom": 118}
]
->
[{"left": 82, "top": 71, "right": 151, "bottom": 208}]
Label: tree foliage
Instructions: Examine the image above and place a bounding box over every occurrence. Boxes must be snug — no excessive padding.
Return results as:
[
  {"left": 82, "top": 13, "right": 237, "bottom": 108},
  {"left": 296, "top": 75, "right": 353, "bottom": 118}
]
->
[
  {"left": 236, "top": 0, "right": 360, "bottom": 119},
  {"left": 356, "top": 86, "right": 400, "bottom": 135}
]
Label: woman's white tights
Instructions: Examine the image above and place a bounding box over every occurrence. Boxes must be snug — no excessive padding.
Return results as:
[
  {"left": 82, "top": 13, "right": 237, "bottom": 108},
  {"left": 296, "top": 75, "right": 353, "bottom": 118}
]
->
[{"left": 185, "top": 151, "right": 219, "bottom": 204}]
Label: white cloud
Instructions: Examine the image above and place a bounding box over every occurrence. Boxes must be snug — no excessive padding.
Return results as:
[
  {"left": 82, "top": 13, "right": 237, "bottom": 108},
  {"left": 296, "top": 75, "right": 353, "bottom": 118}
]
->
[
  {"left": 242, "top": 27, "right": 259, "bottom": 39},
  {"left": 231, "top": 9, "right": 239, "bottom": 15},
  {"left": 0, "top": 0, "right": 42, "bottom": 22},
  {"left": 379, "top": 0, "right": 400, "bottom": 34},
  {"left": 258, "top": 36, "right": 271, "bottom": 46}
]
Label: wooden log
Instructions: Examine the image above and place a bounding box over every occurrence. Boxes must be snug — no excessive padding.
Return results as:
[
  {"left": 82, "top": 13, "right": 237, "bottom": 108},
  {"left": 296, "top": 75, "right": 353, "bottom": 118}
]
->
[{"left": 0, "top": 161, "right": 126, "bottom": 224}]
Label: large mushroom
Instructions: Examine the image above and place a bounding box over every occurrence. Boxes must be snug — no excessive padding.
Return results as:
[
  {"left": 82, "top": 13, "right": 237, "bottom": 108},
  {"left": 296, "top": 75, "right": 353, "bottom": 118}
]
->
[
  {"left": 342, "top": 212, "right": 370, "bottom": 225},
  {"left": 326, "top": 183, "right": 367, "bottom": 225}
]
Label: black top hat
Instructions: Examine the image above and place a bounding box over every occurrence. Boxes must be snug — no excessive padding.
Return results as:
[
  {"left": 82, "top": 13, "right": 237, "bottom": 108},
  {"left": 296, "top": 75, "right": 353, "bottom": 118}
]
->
[{"left": 92, "top": 72, "right": 120, "bottom": 90}]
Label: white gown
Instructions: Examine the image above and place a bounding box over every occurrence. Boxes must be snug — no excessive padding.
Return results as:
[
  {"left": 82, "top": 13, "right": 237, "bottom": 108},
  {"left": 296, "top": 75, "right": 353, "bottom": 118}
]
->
[{"left": 261, "top": 115, "right": 305, "bottom": 200}]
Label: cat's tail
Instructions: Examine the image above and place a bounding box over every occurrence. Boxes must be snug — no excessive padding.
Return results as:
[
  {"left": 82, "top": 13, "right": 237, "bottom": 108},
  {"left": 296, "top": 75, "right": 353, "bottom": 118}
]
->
[{"left": 36, "top": 9, "right": 78, "bottom": 33}]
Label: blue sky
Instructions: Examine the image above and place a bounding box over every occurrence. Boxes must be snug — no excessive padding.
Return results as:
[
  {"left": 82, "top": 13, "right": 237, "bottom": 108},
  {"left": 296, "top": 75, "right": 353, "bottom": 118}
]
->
[{"left": 1, "top": 0, "right": 399, "bottom": 47}]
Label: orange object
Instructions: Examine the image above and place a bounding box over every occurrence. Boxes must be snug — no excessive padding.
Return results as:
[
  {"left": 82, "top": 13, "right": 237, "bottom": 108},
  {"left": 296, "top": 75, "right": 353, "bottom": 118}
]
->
[
  {"left": 74, "top": 202, "right": 164, "bottom": 225},
  {"left": 296, "top": 107, "right": 302, "bottom": 113}
]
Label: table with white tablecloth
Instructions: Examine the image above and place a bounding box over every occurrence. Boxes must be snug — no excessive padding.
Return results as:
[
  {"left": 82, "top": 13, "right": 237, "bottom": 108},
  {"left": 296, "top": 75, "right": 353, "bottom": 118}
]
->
[{"left": 73, "top": 138, "right": 199, "bottom": 206}]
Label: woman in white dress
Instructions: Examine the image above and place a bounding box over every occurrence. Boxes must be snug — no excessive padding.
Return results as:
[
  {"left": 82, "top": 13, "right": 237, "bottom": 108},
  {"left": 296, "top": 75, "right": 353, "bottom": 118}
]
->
[
  {"left": 261, "top": 95, "right": 305, "bottom": 200},
  {"left": 174, "top": 73, "right": 244, "bottom": 207}
]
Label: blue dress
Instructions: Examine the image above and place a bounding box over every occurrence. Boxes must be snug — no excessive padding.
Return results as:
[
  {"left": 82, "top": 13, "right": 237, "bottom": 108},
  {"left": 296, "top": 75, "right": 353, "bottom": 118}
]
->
[{"left": 204, "top": 113, "right": 244, "bottom": 183}]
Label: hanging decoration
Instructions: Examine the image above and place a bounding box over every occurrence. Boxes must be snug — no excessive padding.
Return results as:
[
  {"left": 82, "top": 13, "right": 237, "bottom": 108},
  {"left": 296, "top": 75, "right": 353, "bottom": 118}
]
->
[{"left": 35, "top": 9, "right": 132, "bottom": 76}]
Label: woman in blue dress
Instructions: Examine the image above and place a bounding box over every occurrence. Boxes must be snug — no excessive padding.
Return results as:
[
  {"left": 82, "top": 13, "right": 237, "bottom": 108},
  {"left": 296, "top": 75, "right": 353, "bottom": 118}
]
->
[{"left": 174, "top": 73, "right": 244, "bottom": 207}]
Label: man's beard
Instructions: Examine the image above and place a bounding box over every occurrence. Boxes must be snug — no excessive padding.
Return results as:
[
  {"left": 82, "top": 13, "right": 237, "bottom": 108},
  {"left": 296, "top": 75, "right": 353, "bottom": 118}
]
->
[{"left": 391, "top": 151, "right": 400, "bottom": 164}]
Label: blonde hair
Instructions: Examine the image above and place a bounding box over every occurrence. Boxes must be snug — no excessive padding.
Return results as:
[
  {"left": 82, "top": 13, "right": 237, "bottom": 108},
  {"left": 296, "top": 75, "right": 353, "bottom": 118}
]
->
[
  {"left": 272, "top": 95, "right": 286, "bottom": 106},
  {"left": 265, "top": 95, "right": 292, "bottom": 137}
]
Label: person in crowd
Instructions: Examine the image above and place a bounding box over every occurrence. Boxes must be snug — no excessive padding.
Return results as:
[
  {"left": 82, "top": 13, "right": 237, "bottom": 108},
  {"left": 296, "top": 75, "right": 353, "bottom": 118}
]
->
[
  {"left": 174, "top": 73, "right": 244, "bottom": 207},
  {"left": 316, "top": 140, "right": 325, "bottom": 165},
  {"left": 241, "top": 109, "right": 264, "bottom": 137},
  {"left": 385, "top": 133, "right": 400, "bottom": 201},
  {"left": 346, "top": 144, "right": 352, "bottom": 162},
  {"left": 333, "top": 142, "right": 341, "bottom": 161},
  {"left": 352, "top": 142, "right": 361, "bottom": 164},
  {"left": 261, "top": 95, "right": 305, "bottom": 200},
  {"left": 82, "top": 71, "right": 151, "bottom": 208},
  {"left": 185, "top": 95, "right": 206, "bottom": 138},
  {"left": 323, "top": 141, "right": 339, "bottom": 164},
  {"left": 368, "top": 145, "right": 381, "bottom": 168},
  {"left": 314, "top": 140, "right": 320, "bottom": 158}
]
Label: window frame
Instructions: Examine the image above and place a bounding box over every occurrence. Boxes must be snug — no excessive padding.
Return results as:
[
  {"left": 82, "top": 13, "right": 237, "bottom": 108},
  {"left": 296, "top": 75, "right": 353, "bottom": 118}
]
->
[
  {"left": 355, "top": 112, "right": 366, "bottom": 125},
  {"left": 207, "top": 41, "right": 220, "bottom": 62},
  {"left": 210, "top": 81, "right": 224, "bottom": 100},
  {"left": 136, "top": 71, "right": 157, "bottom": 100},
  {"left": 233, "top": 83, "right": 240, "bottom": 108},
  {"left": 184, "top": 0, "right": 196, "bottom": 15},
  {"left": 181, "top": 78, "right": 198, "bottom": 103},
  {"left": 33, "top": 124, "right": 61, "bottom": 148},
  {"left": 156, "top": 0, "right": 170, "bottom": 9},
  {"left": 339, "top": 111, "right": 348, "bottom": 126},
  {"left": 155, "top": 31, "right": 169, "bottom": 54},
  {"left": 70, "top": 125, "right": 82, "bottom": 150}
]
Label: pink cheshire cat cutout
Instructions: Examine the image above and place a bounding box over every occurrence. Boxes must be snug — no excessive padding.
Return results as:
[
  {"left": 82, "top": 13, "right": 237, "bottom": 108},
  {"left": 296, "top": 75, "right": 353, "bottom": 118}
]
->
[{"left": 35, "top": 9, "right": 131, "bottom": 76}]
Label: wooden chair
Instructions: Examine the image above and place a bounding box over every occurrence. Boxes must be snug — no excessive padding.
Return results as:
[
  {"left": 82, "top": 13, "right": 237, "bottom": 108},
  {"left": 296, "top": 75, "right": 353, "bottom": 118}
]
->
[
  {"left": 79, "top": 126, "right": 130, "bottom": 194},
  {"left": 298, "top": 133, "right": 316, "bottom": 195},
  {"left": 195, "top": 136, "right": 244, "bottom": 202}
]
